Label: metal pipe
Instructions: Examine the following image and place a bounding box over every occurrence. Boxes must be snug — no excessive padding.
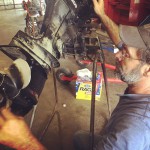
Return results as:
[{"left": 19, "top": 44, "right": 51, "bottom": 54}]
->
[{"left": 89, "top": 52, "right": 98, "bottom": 150}]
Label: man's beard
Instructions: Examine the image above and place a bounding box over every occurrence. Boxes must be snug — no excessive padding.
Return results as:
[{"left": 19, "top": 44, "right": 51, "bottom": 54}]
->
[{"left": 114, "top": 60, "right": 143, "bottom": 84}]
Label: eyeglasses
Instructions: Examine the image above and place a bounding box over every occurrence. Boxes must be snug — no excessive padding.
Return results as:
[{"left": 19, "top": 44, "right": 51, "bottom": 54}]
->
[{"left": 120, "top": 44, "right": 144, "bottom": 61}]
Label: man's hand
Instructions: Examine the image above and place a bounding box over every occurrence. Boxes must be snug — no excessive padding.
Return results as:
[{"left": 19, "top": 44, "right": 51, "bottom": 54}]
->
[
  {"left": 0, "top": 108, "right": 45, "bottom": 150},
  {"left": 0, "top": 108, "right": 30, "bottom": 148},
  {"left": 93, "top": 0, "right": 105, "bottom": 17},
  {"left": 93, "top": 0, "right": 121, "bottom": 46}
]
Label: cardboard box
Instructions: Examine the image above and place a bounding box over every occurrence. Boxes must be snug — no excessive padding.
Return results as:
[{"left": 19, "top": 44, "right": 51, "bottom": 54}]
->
[{"left": 76, "top": 72, "right": 102, "bottom": 101}]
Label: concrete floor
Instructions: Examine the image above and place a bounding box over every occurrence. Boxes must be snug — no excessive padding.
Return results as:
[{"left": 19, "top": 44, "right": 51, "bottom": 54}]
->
[{"left": 0, "top": 9, "right": 127, "bottom": 150}]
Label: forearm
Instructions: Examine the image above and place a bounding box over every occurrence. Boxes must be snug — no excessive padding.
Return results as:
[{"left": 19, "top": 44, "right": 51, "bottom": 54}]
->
[
  {"left": 7, "top": 133, "right": 46, "bottom": 150},
  {"left": 17, "top": 135, "right": 46, "bottom": 150},
  {"left": 98, "top": 13, "right": 121, "bottom": 46},
  {"left": 0, "top": 108, "right": 46, "bottom": 150},
  {"left": 93, "top": 0, "right": 121, "bottom": 46}
]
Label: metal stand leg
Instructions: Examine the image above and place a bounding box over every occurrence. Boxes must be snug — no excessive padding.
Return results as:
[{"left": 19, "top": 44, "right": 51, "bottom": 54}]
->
[
  {"left": 38, "top": 68, "right": 63, "bottom": 150},
  {"left": 89, "top": 52, "right": 98, "bottom": 150},
  {"left": 30, "top": 104, "right": 37, "bottom": 129},
  {"left": 89, "top": 36, "right": 112, "bottom": 150}
]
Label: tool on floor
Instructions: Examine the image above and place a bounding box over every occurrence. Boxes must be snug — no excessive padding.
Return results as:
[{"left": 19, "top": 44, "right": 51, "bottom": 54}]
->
[{"left": 55, "top": 63, "right": 123, "bottom": 84}]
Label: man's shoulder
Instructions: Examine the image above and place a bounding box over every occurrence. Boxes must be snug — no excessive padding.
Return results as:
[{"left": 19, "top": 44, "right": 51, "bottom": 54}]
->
[{"left": 96, "top": 114, "right": 150, "bottom": 150}]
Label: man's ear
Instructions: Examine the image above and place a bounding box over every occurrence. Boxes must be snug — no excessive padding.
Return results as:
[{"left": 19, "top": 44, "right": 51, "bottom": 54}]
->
[{"left": 143, "top": 64, "right": 150, "bottom": 77}]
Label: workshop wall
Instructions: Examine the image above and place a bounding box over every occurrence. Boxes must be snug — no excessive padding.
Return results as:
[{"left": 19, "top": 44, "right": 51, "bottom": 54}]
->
[{"left": 0, "top": 0, "right": 22, "bottom": 10}]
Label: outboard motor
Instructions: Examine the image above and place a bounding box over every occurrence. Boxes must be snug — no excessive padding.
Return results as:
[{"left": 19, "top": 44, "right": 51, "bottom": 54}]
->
[
  {"left": 41, "top": 0, "right": 101, "bottom": 59},
  {"left": 0, "top": 0, "right": 106, "bottom": 115}
]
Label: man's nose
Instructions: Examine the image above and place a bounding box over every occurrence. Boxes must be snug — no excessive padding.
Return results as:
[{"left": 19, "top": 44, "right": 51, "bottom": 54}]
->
[{"left": 115, "top": 51, "right": 122, "bottom": 61}]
